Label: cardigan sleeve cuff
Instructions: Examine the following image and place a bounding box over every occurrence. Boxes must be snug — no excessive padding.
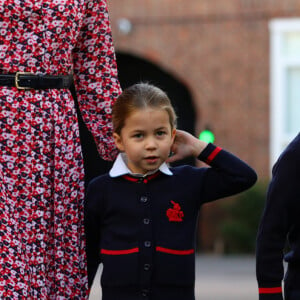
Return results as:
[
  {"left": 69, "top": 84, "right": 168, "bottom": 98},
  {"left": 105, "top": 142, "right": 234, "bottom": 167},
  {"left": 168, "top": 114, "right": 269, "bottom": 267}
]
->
[
  {"left": 197, "top": 143, "right": 222, "bottom": 165},
  {"left": 258, "top": 285, "right": 283, "bottom": 300}
]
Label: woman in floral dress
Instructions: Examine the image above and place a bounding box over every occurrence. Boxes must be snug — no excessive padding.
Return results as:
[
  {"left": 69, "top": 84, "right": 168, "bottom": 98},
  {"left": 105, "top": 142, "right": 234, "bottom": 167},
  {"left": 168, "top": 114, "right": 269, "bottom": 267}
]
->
[{"left": 0, "top": 0, "right": 121, "bottom": 298}]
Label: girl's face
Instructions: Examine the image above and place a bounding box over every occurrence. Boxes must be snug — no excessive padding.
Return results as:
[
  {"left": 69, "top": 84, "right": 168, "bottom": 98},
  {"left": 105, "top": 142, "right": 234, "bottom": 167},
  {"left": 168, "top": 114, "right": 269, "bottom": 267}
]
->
[{"left": 113, "top": 107, "right": 176, "bottom": 175}]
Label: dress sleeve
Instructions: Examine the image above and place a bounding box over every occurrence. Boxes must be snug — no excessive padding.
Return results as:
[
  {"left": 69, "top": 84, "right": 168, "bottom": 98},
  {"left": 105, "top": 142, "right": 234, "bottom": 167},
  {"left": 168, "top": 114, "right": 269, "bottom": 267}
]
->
[
  {"left": 72, "top": 0, "right": 121, "bottom": 161},
  {"left": 198, "top": 143, "right": 257, "bottom": 203},
  {"left": 256, "top": 136, "right": 300, "bottom": 300}
]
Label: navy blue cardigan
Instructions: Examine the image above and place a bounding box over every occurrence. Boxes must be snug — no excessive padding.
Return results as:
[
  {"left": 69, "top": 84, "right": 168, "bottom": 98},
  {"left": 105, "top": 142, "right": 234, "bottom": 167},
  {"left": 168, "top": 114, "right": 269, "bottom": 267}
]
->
[
  {"left": 86, "top": 144, "right": 257, "bottom": 300},
  {"left": 256, "top": 133, "right": 300, "bottom": 300}
]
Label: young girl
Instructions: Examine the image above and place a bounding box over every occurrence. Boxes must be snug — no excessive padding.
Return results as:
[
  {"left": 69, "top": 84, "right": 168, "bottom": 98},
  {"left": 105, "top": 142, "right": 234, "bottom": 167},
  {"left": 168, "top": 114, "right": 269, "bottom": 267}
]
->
[{"left": 85, "top": 83, "right": 257, "bottom": 300}]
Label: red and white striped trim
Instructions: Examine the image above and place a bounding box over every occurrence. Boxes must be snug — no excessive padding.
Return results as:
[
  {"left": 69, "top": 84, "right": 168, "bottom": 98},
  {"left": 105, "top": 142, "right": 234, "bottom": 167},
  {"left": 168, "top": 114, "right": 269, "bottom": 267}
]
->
[
  {"left": 258, "top": 287, "right": 282, "bottom": 294},
  {"left": 156, "top": 246, "right": 194, "bottom": 255},
  {"left": 100, "top": 247, "right": 139, "bottom": 255}
]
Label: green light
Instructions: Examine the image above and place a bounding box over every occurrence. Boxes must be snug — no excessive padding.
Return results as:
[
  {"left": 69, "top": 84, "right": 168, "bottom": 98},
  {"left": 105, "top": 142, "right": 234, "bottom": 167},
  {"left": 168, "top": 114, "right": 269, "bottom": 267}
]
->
[{"left": 199, "top": 129, "right": 215, "bottom": 143}]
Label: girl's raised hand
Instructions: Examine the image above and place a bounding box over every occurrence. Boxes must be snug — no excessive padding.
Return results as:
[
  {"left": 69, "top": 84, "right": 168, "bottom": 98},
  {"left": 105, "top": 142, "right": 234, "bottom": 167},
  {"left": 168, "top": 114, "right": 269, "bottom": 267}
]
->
[{"left": 166, "top": 130, "right": 208, "bottom": 163}]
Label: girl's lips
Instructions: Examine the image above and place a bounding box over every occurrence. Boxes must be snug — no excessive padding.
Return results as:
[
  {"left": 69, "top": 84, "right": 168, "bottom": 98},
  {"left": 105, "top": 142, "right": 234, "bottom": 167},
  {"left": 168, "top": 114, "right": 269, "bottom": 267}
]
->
[{"left": 145, "top": 156, "right": 159, "bottom": 164}]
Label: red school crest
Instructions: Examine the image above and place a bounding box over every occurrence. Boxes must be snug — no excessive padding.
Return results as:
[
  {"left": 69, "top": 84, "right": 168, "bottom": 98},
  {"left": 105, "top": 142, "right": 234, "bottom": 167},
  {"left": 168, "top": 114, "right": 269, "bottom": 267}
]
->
[{"left": 166, "top": 201, "right": 184, "bottom": 222}]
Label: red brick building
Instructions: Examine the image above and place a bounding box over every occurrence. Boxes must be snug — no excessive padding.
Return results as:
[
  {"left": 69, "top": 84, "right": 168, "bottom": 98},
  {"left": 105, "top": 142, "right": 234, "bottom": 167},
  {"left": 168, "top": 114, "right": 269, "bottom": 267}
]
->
[
  {"left": 109, "top": 0, "right": 300, "bottom": 175},
  {"left": 102, "top": 0, "right": 300, "bottom": 251}
]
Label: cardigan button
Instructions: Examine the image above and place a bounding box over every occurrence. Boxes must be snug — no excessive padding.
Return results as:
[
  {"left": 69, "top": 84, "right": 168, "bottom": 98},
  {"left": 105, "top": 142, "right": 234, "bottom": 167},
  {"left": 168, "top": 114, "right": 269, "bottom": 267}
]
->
[
  {"left": 144, "top": 263, "right": 151, "bottom": 271},
  {"left": 140, "top": 196, "right": 148, "bottom": 203},
  {"left": 144, "top": 241, "right": 151, "bottom": 248},
  {"left": 141, "top": 289, "right": 149, "bottom": 297},
  {"left": 143, "top": 218, "right": 150, "bottom": 225}
]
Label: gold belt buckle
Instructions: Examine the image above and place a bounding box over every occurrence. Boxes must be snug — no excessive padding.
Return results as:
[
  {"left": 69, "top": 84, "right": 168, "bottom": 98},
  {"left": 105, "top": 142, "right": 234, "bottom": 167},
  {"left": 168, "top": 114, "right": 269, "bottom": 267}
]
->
[{"left": 15, "top": 72, "right": 33, "bottom": 90}]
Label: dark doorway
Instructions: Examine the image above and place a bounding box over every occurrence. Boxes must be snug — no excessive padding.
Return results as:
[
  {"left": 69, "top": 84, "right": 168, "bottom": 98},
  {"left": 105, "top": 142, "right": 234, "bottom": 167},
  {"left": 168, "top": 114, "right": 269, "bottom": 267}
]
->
[{"left": 74, "top": 52, "right": 196, "bottom": 185}]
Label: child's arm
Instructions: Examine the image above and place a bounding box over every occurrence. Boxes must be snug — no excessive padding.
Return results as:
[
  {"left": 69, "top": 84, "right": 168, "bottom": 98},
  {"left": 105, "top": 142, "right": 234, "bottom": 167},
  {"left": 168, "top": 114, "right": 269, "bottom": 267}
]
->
[
  {"left": 167, "top": 130, "right": 257, "bottom": 201},
  {"left": 256, "top": 160, "right": 288, "bottom": 300},
  {"left": 256, "top": 134, "right": 300, "bottom": 300}
]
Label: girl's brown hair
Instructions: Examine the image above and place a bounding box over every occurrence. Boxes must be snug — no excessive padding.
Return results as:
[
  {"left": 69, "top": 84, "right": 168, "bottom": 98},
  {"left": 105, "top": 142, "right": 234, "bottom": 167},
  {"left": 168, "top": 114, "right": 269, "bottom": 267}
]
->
[{"left": 112, "top": 82, "right": 177, "bottom": 134}]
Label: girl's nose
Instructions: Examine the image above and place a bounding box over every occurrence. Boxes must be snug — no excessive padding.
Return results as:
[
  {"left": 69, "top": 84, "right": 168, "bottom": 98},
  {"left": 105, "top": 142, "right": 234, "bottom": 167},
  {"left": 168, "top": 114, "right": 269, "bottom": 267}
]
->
[{"left": 145, "top": 137, "right": 157, "bottom": 149}]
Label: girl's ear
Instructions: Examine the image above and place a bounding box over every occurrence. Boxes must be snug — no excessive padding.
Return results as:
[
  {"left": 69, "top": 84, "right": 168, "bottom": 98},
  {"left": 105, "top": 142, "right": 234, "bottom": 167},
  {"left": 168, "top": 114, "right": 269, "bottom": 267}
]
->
[
  {"left": 113, "top": 132, "right": 125, "bottom": 152},
  {"left": 171, "top": 128, "right": 176, "bottom": 143}
]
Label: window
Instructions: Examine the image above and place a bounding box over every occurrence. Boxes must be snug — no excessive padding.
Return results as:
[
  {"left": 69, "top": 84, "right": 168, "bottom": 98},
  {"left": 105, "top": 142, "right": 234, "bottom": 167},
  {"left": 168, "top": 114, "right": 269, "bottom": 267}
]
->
[{"left": 270, "top": 19, "right": 300, "bottom": 166}]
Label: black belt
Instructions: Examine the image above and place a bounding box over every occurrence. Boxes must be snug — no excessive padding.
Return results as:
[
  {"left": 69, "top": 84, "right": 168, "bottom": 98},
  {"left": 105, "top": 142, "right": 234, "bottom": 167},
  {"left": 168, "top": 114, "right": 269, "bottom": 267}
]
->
[{"left": 0, "top": 72, "right": 72, "bottom": 90}]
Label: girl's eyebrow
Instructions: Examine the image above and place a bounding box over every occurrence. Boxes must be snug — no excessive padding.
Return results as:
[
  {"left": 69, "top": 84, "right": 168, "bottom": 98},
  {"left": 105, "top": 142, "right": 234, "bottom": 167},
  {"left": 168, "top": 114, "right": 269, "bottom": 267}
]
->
[
  {"left": 155, "top": 126, "right": 168, "bottom": 130},
  {"left": 131, "top": 129, "right": 144, "bottom": 132},
  {"left": 129, "top": 129, "right": 145, "bottom": 135},
  {"left": 130, "top": 126, "right": 169, "bottom": 133}
]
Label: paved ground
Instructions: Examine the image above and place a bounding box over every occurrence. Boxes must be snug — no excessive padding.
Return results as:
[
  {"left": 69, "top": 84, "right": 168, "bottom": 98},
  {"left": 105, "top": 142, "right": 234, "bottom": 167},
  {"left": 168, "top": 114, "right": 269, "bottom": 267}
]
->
[{"left": 89, "top": 254, "right": 258, "bottom": 300}]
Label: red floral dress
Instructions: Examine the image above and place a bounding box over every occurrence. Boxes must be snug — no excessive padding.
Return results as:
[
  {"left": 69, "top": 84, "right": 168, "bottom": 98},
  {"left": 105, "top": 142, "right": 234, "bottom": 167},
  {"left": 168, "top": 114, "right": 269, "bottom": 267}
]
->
[{"left": 0, "top": 0, "right": 120, "bottom": 298}]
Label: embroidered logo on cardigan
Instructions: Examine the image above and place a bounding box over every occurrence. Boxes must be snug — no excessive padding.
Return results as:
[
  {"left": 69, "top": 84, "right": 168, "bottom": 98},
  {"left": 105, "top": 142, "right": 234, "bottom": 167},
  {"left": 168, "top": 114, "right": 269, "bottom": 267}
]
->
[{"left": 166, "top": 201, "right": 184, "bottom": 222}]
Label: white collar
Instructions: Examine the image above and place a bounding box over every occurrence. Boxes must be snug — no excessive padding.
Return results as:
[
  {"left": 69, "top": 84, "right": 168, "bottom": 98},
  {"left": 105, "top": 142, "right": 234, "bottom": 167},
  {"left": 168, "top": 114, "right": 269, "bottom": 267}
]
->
[{"left": 109, "top": 153, "right": 173, "bottom": 178}]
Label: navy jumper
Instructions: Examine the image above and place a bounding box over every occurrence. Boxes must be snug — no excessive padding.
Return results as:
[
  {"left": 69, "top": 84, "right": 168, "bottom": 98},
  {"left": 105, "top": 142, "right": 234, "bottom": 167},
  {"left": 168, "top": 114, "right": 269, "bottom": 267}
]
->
[
  {"left": 86, "top": 144, "right": 257, "bottom": 300},
  {"left": 256, "top": 133, "right": 300, "bottom": 300}
]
